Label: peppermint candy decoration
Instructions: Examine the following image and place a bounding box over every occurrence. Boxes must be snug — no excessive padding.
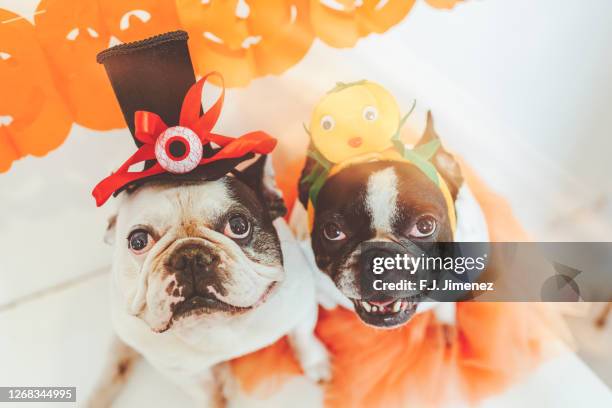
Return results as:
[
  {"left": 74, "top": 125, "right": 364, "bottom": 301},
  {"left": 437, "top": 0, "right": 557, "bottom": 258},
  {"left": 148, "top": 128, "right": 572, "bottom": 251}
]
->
[{"left": 154, "top": 126, "right": 203, "bottom": 173}]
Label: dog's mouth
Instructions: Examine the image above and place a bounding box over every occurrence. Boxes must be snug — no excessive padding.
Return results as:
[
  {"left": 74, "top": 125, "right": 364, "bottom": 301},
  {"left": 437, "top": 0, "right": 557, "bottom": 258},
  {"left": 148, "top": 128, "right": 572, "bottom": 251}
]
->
[
  {"left": 171, "top": 282, "right": 277, "bottom": 322},
  {"left": 351, "top": 296, "right": 420, "bottom": 328}
]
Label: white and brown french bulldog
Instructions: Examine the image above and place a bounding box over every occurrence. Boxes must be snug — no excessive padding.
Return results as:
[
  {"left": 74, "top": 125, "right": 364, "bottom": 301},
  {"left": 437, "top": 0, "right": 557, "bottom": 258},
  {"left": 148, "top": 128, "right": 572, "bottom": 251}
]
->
[
  {"left": 295, "top": 112, "right": 488, "bottom": 329},
  {"left": 87, "top": 31, "right": 329, "bottom": 407},
  {"left": 89, "top": 155, "right": 329, "bottom": 407}
]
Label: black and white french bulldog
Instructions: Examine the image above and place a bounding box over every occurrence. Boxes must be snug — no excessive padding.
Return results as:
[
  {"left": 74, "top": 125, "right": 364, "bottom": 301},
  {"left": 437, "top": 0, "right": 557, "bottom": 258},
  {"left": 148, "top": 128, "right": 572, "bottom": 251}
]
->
[
  {"left": 89, "top": 156, "right": 329, "bottom": 407},
  {"left": 295, "top": 113, "right": 488, "bottom": 329}
]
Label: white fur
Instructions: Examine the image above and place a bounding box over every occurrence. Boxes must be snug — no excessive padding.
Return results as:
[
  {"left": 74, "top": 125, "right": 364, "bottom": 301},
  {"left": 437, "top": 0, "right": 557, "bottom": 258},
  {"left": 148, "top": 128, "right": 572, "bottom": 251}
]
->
[
  {"left": 111, "top": 219, "right": 325, "bottom": 400},
  {"left": 366, "top": 167, "right": 398, "bottom": 233},
  {"left": 92, "top": 180, "right": 327, "bottom": 405}
]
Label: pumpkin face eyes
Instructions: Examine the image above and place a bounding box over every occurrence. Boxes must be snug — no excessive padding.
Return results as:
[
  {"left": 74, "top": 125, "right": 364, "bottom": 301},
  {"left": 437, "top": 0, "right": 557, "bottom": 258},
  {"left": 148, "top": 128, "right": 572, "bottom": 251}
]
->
[
  {"left": 154, "top": 126, "right": 203, "bottom": 174},
  {"left": 119, "top": 10, "right": 152, "bottom": 31},
  {"left": 100, "top": 0, "right": 181, "bottom": 43},
  {"left": 65, "top": 27, "right": 100, "bottom": 41},
  {"left": 0, "top": 116, "right": 13, "bottom": 126}
]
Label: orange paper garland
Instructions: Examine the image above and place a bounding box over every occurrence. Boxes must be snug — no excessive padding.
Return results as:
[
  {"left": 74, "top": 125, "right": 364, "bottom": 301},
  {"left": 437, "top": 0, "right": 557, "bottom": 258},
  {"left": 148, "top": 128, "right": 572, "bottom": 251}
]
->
[
  {"left": 310, "top": 0, "right": 416, "bottom": 48},
  {"left": 100, "top": 0, "right": 182, "bottom": 44},
  {"left": 34, "top": 0, "right": 125, "bottom": 131},
  {"left": 0, "top": 9, "right": 72, "bottom": 172},
  {"left": 425, "top": 0, "right": 465, "bottom": 10},
  {"left": 176, "top": 0, "right": 315, "bottom": 88},
  {"left": 0, "top": 0, "right": 462, "bottom": 172}
]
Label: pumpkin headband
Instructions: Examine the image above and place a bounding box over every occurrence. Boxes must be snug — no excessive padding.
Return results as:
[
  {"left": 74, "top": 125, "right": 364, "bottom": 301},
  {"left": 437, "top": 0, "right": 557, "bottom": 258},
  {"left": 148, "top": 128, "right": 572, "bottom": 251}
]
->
[
  {"left": 302, "top": 99, "right": 456, "bottom": 234},
  {"left": 92, "top": 31, "right": 276, "bottom": 207}
]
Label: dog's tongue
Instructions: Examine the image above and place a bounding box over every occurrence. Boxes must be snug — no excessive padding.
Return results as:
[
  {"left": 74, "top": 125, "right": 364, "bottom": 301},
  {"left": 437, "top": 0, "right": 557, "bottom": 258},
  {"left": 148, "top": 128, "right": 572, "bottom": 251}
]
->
[{"left": 369, "top": 299, "right": 395, "bottom": 308}]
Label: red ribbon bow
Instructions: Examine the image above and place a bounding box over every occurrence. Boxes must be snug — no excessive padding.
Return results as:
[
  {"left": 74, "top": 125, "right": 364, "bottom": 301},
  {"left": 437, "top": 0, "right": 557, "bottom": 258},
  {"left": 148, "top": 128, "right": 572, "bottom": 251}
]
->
[{"left": 92, "top": 72, "right": 277, "bottom": 206}]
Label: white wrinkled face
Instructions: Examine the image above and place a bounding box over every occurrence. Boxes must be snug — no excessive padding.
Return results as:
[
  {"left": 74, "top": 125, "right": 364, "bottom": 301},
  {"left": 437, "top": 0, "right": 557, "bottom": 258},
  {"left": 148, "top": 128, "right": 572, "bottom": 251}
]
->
[{"left": 109, "top": 177, "right": 284, "bottom": 333}]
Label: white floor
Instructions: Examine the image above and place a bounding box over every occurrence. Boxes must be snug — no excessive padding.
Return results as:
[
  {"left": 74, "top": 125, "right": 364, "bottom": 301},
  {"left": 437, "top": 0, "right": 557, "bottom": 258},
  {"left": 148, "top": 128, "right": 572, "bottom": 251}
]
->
[{"left": 0, "top": 269, "right": 610, "bottom": 407}]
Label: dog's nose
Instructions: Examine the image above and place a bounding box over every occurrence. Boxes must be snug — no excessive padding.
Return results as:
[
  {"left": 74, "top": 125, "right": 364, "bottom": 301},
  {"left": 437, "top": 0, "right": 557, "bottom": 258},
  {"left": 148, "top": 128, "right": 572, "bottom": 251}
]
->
[
  {"left": 361, "top": 248, "right": 396, "bottom": 273},
  {"left": 166, "top": 243, "right": 225, "bottom": 299},
  {"left": 359, "top": 247, "right": 419, "bottom": 299},
  {"left": 168, "top": 244, "right": 219, "bottom": 274}
]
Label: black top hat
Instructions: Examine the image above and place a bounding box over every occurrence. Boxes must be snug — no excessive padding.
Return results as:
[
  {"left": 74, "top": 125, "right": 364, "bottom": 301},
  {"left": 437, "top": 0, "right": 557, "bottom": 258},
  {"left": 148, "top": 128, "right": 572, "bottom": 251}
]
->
[
  {"left": 94, "top": 31, "right": 255, "bottom": 199},
  {"left": 97, "top": 31, "right": 195, "bottom": 147}
]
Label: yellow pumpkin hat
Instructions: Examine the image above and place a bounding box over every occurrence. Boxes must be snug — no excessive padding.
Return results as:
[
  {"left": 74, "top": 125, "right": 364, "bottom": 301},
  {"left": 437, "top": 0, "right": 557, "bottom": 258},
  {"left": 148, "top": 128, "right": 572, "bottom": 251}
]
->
[{"left": 299, "top": 80, "right": 457, "bottom": 235}]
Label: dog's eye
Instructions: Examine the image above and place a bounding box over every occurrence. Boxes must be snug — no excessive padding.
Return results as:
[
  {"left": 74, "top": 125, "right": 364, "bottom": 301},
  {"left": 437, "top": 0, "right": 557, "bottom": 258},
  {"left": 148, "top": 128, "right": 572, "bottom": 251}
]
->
[
  {"left": 224, "top": 215, "right": 251, "bottom": 240},
  {"left": 409, "top": 215, "right": 437, "bottom": 238},
  {"left": 322, "top": 222, "right": 346, "bottom": 241},
  {"left": 362, "top": 106, "right": 378, "bottom": 121},
  {"left": 320, "top": 115, "right": 335, "bottom": 131},
  {"left": 127, "top": 230, "right": 154, "bottom": 254}
]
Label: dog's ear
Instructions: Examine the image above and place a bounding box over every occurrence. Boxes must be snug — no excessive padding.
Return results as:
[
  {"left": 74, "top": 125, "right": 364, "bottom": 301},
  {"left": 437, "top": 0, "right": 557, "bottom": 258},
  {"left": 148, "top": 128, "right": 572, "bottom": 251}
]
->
[
  {"left": 417, "top": 111, "right": 463, "bottom": 199},
  {"left": 237, "top": 154, "right": 287, "bottom": 220},
  {"left": 104, "top": 214, "right": 117, "bottom": 246}
]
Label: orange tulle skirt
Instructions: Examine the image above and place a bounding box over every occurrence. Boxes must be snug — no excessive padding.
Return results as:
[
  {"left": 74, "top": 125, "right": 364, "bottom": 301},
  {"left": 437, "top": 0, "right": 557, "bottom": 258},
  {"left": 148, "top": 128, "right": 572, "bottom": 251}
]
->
[
  {"left": 229, "top": 157, "right": 565, "bottom": 406},
  {"left": 231, "top": 302, "right": 563, "bottom": 407}
]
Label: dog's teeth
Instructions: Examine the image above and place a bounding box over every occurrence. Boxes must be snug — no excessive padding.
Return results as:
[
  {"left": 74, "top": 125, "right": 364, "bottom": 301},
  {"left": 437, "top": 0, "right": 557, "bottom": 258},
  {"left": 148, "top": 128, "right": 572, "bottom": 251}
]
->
[
  {"left": 361, "top": 301, "right": 371, "bottom": 312},
  {"left": 400, "top": 301, "right": 408, "bottom": 312},
  {"left": 371, "top": 305, "right": 378, "bottom": 312},
  {"left": 393, "top": 300, "right": 401, "bottom": 313}
]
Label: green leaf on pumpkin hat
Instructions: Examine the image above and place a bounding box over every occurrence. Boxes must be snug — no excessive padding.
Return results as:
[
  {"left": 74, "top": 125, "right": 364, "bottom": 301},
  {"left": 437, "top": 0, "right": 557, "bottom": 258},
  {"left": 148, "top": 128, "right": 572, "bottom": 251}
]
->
[
  {"left": 308, "top": 169, "right": 329, "bottom": 205},
  {"left": 393, "top": 139, "right": 407, "bottom": 156},
  {"left": 301, "top": 162, "right": 326, "bottom": 185},
  {"left": 301, "top": 150, "right": 332, "bottom": 206},
  {"left": 307, "top": 148, "right": 332, "bottom": 170},
  {"left": 412, "top": 139, "right": 441, "bottom": 161},
  {"left": 402, "top": 148, "right": 440, "bottom": 187},
  {"left": 391, "top": 99, "right": 417, "bottom": 142},
  {"left": 329, "top": 80, "right": 368, "bottom": 94}
]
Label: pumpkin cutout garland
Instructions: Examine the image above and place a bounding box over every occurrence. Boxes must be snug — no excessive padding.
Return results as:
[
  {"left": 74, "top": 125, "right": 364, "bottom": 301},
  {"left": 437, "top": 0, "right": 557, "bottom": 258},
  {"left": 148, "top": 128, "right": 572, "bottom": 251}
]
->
[
  {"left": 99, "top": 0, "right": 182, "bottom": 44},
  {"left": 34, "top": 0, "right": 124, "bottom": 130},
  {"left": 310, "top": 0, "right": 416, "bottom": 48},
  {"left": 0, "top": 0, "right": 457, "bottom": 173},
  {"left": 0, "top": 8, "right": 72, "bottom": 172},
  {"left": 425, "top": 0, "right": 465, "bottom": 10},
  {"left": 176, "top": 0, "right": 314, "bottom": 87}
]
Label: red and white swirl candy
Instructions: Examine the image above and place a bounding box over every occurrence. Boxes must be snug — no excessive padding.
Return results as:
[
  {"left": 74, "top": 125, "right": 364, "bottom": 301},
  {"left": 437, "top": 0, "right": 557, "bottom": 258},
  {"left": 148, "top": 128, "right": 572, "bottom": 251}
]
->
[{"left": 154, "top": 126, "right": 203, "bottom": 174}]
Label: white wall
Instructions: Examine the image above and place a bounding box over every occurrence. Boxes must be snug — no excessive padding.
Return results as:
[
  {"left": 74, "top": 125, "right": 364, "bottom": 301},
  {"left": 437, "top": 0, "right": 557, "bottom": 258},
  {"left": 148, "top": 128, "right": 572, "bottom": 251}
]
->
[{"left": 389, "top": 0, "right": 612, "bottom": 238}]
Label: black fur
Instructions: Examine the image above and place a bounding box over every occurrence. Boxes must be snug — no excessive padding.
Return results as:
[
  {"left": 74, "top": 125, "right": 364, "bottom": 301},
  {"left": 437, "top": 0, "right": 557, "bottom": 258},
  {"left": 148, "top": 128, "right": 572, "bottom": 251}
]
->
[
  {"left": 311, "top": 161, "right": 454, "bottom": 279},
  {"left": 232, "top": 155, "right": 287, "bottom": 220}
]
